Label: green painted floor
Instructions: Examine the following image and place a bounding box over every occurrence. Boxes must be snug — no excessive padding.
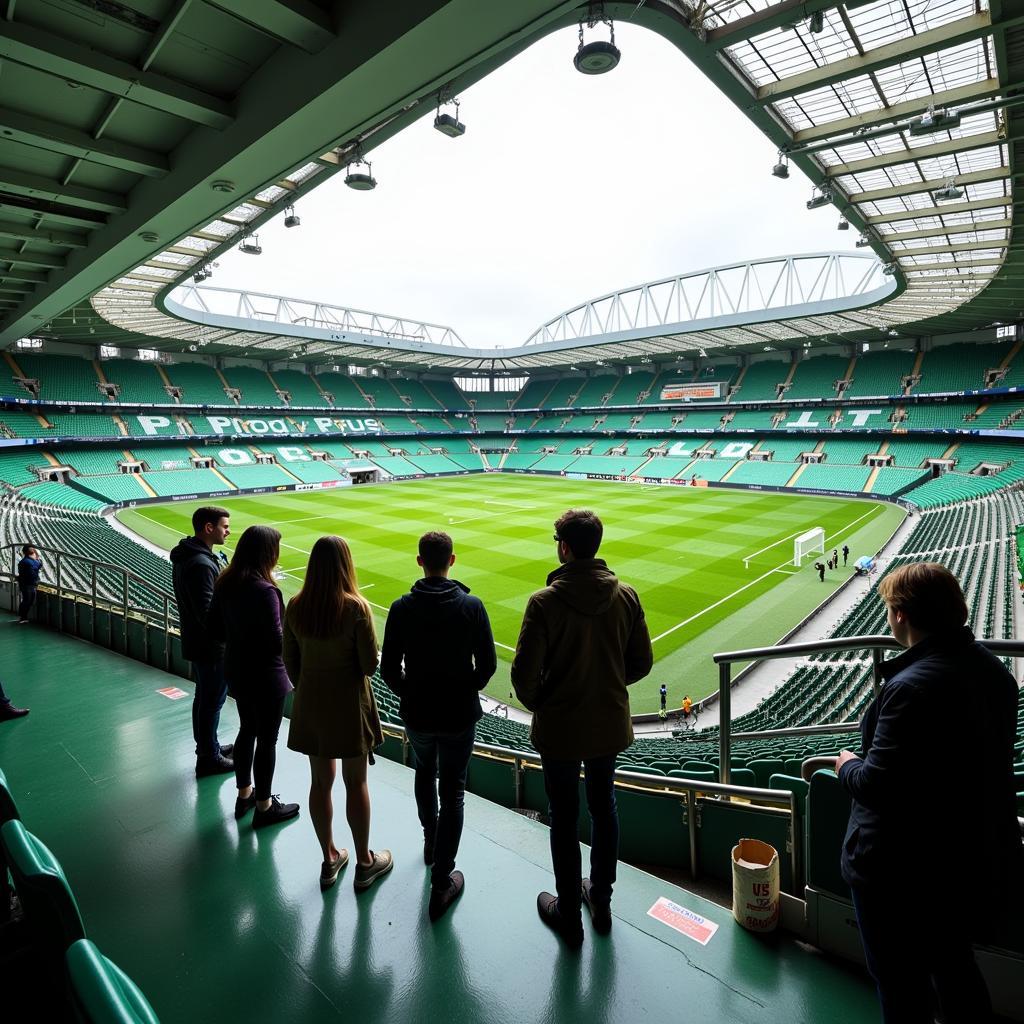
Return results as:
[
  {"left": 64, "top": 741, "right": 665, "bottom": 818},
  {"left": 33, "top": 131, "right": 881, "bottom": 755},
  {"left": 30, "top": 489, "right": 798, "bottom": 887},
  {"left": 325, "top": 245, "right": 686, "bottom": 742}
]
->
[{"left": 0, "top": 621, "right": 881, "bottom": 1022}]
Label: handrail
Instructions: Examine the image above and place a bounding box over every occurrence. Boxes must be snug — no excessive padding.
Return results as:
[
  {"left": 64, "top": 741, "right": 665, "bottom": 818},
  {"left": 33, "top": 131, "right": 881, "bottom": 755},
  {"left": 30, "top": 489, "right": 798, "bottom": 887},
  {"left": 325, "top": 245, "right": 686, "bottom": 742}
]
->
[
  {"left": 383, "top": 724, "right": 803, "bottom": 891},
  {"left": 2, "top": 541, "right": 178, "bottom": 669},
  {"left": 712, "top": 634, "right": 1024, "bottom": 784}
]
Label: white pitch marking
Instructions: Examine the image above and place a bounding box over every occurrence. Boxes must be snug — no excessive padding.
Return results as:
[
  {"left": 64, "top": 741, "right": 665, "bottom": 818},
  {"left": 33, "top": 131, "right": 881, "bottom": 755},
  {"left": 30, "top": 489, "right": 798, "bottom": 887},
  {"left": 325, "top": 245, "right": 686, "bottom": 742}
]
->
[
  {"left": 653, "top": 504, "right": 884, "bottom": 644},
  {"left": 741, "top": 529, "right": 805, "bottom": 565}
]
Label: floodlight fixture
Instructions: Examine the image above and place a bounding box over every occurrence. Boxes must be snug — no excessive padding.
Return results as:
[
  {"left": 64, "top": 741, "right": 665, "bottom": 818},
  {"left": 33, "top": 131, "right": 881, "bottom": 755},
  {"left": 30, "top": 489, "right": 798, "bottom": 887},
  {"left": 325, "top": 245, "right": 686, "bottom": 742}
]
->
[
  {"left": 434, "top": 95, "right": 465, "bottom": 137},
  {"left": 574, "top": 4, "right": 620, "bottom": 75},
  {"left": 808, "top": 10, "right": 825, "bottom": 33},
  {"left": 772, "top": 153, "right": 789, "bottom": 179},
  {"left": 837, "top": 217, "right": 849, "bottom": 230},
  {"left": 806, "top": 187, "right": 832, "bottom": 210},
  {"left": 856, "top": 234, "right": 871, "bottom": 248},
  {"left": 883, "top": 261, "right": 897, "bottom": 276},
  {"left": 239, "top": 234, "right": 262, "bottom": 255},
  {"left": 345, "top": 158, "right": 377, "bottom": 191},
  {"left": 909, "top": 106, "right": 961, "bottom": 137},
  {"left": 933, "top": 178, "right": 964, "bottom": 202},
  {"left": 284, "top": 205, "right": 300, "bottom": 228}
]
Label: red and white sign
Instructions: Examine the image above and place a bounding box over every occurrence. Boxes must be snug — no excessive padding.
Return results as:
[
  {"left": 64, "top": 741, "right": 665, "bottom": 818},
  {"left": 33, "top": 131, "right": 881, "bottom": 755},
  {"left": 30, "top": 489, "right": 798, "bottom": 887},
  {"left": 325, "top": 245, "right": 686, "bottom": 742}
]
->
[
  {"left": 647, "top": 897, "right": 719, "bottom": 945},
  {"left": 157, "top": 687, "right": 188, "bottom": 700},
  {"left": 659, "top": 382, "right": 723, "bottom": 401}
]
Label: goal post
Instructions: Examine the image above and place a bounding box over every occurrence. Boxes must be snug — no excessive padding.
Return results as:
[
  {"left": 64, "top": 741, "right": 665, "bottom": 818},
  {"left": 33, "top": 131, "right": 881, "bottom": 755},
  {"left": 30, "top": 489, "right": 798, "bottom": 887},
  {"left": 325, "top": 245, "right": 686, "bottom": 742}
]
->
[{"left": 794, "top": 527, "right": 825, "bottom": 567}]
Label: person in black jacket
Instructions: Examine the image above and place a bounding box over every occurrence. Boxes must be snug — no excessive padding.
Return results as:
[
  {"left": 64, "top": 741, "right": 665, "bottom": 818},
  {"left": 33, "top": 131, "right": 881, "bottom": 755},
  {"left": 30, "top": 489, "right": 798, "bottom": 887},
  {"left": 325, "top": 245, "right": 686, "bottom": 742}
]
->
[
  {"left": 836, "top": 563, "right": 1021, "bottom": 1024},
  {"left": 380, "top": 531, "right": 496, "bottom": 921},
  {"left": 16, "top": 545, "right": 42, "bottom": 624},
  {"left": 171, "top": 506, "right": 234, "bottom": 778}
]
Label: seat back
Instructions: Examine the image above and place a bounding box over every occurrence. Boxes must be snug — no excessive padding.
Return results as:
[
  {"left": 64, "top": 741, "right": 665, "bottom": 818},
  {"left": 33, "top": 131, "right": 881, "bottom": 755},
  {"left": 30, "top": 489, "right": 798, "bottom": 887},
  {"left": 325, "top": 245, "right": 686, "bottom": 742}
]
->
[
  {"left": 805, "top": 770, "right": 852, "bottom": 900},
  {"left": 66, "top": 939, "right": 161, "bottom": 1024},
  {"left": 1, "top": 819, "right": 86, "bottom": 957},
  {"left": 0, "top": 767, "right": 19, "bottom": 824},
  {"left": 746, "top": 759, "right": 785, "bottom": 788}
]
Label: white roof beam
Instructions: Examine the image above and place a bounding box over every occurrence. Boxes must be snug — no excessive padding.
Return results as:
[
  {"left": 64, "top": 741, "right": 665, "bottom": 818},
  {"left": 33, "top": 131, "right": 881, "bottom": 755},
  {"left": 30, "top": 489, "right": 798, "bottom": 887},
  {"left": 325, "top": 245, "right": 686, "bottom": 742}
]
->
[
  {"left": 882, "top": 218, "right": 1011, "bottom": 243},
  {"left": 895, "top": 239, "right": 1008, "bottom": 258},
  {"left": 755, "top": 13, "right": 998, "bottom": 104},
  {"left": 706, "top": 0, "right": 843, "bottom": 50},
  {"left": 825, "top": 131, "right": 1003, "bottom": 177},
  {"left": 848, "top": 167, "right": 1010, "bottom": 203},
  {"left": 865, "top": 195, "right": 1010, "bottom": 225}
]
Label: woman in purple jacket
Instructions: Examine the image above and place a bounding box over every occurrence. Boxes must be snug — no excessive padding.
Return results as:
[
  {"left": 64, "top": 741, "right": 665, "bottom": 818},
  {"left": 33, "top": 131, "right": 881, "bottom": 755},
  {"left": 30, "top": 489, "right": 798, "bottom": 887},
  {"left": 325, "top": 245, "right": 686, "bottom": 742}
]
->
[{"left": 209, "top": 525, "right": 299, "bottom": 829}]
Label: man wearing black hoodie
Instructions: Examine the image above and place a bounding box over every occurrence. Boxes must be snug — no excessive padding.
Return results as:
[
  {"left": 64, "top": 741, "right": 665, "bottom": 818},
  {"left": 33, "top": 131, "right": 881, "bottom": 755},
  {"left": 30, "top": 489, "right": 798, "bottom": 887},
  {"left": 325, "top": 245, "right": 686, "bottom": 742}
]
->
[
  {"left": 512, "top": 508, "right": 653, "bottom": 948},
  {"left": 171, "top": 506, "right": 233, "bottom": 778},
  {"left": 381, "top": 531, "right": 496, "bottom": 921}
]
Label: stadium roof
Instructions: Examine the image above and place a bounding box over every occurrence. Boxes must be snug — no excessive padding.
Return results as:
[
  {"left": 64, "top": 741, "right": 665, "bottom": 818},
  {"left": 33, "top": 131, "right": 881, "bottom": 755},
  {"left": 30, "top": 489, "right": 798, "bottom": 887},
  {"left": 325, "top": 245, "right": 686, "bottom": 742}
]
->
[{"left": 1, "top": 1, "right": 1022, "bottom": 370}]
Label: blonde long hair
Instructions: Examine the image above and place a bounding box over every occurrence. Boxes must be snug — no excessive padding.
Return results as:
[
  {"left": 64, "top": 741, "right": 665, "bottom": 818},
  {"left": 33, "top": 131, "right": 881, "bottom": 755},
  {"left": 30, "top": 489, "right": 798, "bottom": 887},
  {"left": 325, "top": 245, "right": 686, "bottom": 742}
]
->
[{"left": 289, "top": 535, "right": 370, "bottom": 637}]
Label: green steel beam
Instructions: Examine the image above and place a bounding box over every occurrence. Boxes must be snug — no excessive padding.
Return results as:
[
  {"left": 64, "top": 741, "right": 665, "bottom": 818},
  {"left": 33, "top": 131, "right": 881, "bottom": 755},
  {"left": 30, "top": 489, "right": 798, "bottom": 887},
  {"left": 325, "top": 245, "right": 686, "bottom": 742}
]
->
[
  {"left": 0, "top": 219, "right": 88, "bottom": 247},
  {"left": 705, "top": 0, "right": 841, "bottom": 50},
  {"left": 205, "top": 0, "right": 335, "bottom": 54},
  {"left": 0, "top": 266, "right": 47, "bottom": 285},
  {"left": 0, "top": 106, "right": 169, "bottom": 178},
  {"left": 0, "top": 166, "right": 127, "bottom": 214},
  {"left": 0, "top": 20, "right": 234, "bottom": 129},
  {"left": 0, "top": 246, "right": 65, "bottom": 269}
]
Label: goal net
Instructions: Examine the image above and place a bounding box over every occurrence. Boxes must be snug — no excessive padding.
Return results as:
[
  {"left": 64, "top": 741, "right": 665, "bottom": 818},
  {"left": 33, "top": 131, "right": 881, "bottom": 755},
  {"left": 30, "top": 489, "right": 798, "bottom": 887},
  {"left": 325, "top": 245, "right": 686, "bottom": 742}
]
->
[{"left": 794, "top": 527, "right": 825, "bottom": 567}]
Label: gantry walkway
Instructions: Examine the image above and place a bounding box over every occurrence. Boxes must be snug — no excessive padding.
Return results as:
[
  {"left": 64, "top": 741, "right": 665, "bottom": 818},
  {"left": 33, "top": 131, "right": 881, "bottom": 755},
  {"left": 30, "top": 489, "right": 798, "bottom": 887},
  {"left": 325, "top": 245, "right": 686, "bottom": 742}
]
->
[{"left": 0, "top": 620, "right": 880, "bottom": 1023}]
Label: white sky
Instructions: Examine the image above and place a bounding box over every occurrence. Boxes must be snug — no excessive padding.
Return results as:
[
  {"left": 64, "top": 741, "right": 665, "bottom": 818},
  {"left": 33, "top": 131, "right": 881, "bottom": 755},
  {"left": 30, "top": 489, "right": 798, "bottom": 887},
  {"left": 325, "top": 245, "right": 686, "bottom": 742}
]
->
[{"left": 212, "top": 22, "right": 847, "bottom": 350}]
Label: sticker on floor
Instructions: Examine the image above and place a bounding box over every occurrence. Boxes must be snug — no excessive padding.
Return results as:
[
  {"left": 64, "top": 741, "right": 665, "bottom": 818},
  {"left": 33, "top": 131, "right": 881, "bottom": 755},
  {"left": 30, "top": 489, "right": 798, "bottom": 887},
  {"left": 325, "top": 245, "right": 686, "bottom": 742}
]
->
[{"left": 647, "top": 896, "right": 719, "bottom": 945}]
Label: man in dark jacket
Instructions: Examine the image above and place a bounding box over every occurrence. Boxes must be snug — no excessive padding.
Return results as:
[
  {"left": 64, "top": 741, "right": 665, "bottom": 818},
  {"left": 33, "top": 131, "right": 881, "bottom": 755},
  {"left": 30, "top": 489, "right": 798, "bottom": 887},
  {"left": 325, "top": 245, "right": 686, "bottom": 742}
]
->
[
  {"left": 512, "top": 509, "right": 653, "bottom": 947},
  {"left": 16, "top": 545, "right": 42, "bottom": 624},
  {"left": 171, "top": 506, "right": 233, "bottom": 777},
  {"left": 381, "top": 531, "right": 496, "bottom": 921},
  {"left": 836, "top": 562, "right": 1021, "bottom": 1023}
]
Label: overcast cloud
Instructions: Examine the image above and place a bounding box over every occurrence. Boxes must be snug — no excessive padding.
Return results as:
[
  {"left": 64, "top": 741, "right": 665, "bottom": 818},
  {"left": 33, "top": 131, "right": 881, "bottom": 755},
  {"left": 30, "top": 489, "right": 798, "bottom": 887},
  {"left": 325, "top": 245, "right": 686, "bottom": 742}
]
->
[{"left": 211, "top": 23, "right": 847, "bottom": 350}]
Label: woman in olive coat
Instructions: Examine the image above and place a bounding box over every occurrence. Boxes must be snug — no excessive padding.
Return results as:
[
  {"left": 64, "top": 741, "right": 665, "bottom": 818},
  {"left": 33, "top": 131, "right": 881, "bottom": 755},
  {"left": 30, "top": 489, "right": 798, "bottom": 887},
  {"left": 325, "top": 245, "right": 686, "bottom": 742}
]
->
[{"left": 285, "top": 536, "right": 391, "bottom": 892}]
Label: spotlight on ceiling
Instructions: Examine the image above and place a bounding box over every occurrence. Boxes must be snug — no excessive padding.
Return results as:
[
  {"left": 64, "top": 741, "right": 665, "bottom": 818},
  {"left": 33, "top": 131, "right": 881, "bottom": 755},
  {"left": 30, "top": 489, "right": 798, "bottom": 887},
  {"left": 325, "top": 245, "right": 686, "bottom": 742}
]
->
[
  {"left": 806, "top": 187, "right": 832, "bottom": 210},
  {"left": 772, "top": 153, "right": 789, "bottom": 179},
  {"left": 933, "top": 179, "right": 964, "bottom": 202},
  {"left": 434, "top": 95, "right": 465, "bottom": 138},
  {"left": 856, "top": 234, "right": 871, "bottom": 248},
  {"left": 574, "top": 7, "right": 620, "bottom": 75},
  {"left": 284, "top": 205, "right": 300, "bottom": 228},
  {"left": 909, "top": 106, "right": 961, "bottom": 137},
  {"left": 345, "top": 159, "right": 377, "bottom": 191},
  {"left": 239, "top": 234, "right": 262, "bottom": 256},
  {"left": 808, "top": 10, "right": 825, "bottom": 33},
  {"left": 883, "top": 262, "right": 897, "bottom": 276},
  {"left": 837, "top": 217, "right": 849, "bottom": 230}
]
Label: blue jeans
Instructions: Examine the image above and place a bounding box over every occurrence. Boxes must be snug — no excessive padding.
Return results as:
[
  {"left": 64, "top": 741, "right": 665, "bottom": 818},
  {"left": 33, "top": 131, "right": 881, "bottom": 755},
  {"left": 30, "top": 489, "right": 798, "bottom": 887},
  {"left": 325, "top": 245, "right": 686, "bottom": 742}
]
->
[
  {"left": 542, "top": 754, "right": 619, "bottom": 917},
  {"left": 852, "top": 885, "right": 991, "bottom": 1024},
  {"left": 191, "top": 659, "right": 228, "bottom": 760},
  {"left": 406, "top": 724, "right": 475, "bottom": 889}
]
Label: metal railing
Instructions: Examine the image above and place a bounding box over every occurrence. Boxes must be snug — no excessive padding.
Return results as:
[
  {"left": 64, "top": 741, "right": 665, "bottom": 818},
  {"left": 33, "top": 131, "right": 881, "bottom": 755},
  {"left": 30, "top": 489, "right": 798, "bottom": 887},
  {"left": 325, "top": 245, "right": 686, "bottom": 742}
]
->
[
  {"left": 380, "top": 723, "right": 802, "bottom": 891},
  {"left": 713, "top": 634, "right": 1024, "bottom": 784},
  {"left": 2, "top": 542, "right": 179, "bottom": 669}
]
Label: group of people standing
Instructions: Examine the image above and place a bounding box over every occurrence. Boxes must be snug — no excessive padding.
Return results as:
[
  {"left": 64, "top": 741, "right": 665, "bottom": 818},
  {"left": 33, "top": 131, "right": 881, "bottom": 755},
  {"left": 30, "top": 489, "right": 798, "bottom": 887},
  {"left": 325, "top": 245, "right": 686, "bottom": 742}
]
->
[
  {"left": 815, "top": 543, "right": 850, "bottom": 581},
  {"left": 171, "top": 505, "right": 653, "bottom": 932}
]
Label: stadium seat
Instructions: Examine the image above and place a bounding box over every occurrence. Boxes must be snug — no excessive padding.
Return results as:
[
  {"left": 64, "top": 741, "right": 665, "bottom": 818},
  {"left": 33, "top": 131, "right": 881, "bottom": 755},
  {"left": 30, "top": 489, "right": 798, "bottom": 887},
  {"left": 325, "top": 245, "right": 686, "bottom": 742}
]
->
[
  {"left": 805, "top": 771, "right": 851, "bottom": 901},
  {"left": 769, "top": 774, "right": 810, "bottom": 818},
  {"left": 66, "top": 939, "right": 161, "bottom": 1024},
  {"left": 0, "top": 767, "right": 20, "bottom": 824},
  {"left": 747, "top": 759, "right": 786, "bottom": 788},
  {"left": 0, "top": 819, "right": 86, "bottom": 961},
  {"left": 728, "top": 768, "right": 756, "bottom": 788}
]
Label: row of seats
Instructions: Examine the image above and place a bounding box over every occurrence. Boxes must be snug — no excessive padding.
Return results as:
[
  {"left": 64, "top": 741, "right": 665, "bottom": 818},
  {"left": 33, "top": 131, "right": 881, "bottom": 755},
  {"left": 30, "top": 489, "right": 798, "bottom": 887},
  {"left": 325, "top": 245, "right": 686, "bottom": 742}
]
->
[
  {"left": 2, "top": 340, "right": 1022, "bottom": 410},
  {"left": 0, "top": 769, "right": 160, "bottom": 1022}
]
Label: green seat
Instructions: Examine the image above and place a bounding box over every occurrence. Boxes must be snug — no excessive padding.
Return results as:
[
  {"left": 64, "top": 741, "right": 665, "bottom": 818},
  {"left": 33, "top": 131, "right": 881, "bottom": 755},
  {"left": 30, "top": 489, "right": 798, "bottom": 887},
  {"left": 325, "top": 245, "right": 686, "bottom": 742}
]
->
[
  {"left": 681, "top": 760, "right": 714, "bottom": 772},
  {"left": 620, "top": 765, "right": 666, "bottom": 777},
  {"left": 769, "top": 773, "right": 810, "bottom": 818},
  {"left": 0, "top": 767, "right": 19, "bottom": 823},
  {"left": 783, "top": 757, "right": 805, "bottom": 777},
  {"left": 66, "top": 939, "right": 161, "bottom": 1024},
  {"left": 728, "top": 768, "right": 756, "bottom": 788},
  {"left": 805, "top": 770, "right": 852, "bottom": 901},
  {"left": 747, "top": 759, "right": 785, "bottom": 788},
  {"left": 668, "top": 769, "right": 716, "bottom": 782},
  {"left": 0, "top": 819, "right": 85, "bottom": 958},
  {"left": 650, "top": 760, "right": 680, "bottom": 774}
]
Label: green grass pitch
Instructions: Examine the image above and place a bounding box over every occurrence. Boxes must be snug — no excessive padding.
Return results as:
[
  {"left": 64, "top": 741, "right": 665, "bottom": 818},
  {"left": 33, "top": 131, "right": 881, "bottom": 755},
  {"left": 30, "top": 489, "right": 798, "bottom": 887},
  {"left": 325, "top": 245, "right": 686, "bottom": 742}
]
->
[{"left": 117, "top": 474, "right": 902, "bottom": 713}]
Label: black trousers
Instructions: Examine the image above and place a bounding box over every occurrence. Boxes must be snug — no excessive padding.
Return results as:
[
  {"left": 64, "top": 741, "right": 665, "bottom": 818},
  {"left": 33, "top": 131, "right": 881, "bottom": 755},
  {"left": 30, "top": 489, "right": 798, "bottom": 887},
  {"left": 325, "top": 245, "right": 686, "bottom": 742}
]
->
[
  {"left": 233, "top": 695, "right": 285, "bottom": 801},
  {"left": 18, "top": 584, "right": 37, "bottom": 621}
]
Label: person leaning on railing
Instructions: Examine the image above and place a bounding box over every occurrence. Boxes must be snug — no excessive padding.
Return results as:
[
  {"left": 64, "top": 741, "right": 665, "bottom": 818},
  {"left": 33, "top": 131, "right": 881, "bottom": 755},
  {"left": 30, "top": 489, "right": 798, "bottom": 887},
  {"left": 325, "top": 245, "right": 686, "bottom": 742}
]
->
[{"left": 834, "top": 562, "right": 1022, "bottom": 1024}]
